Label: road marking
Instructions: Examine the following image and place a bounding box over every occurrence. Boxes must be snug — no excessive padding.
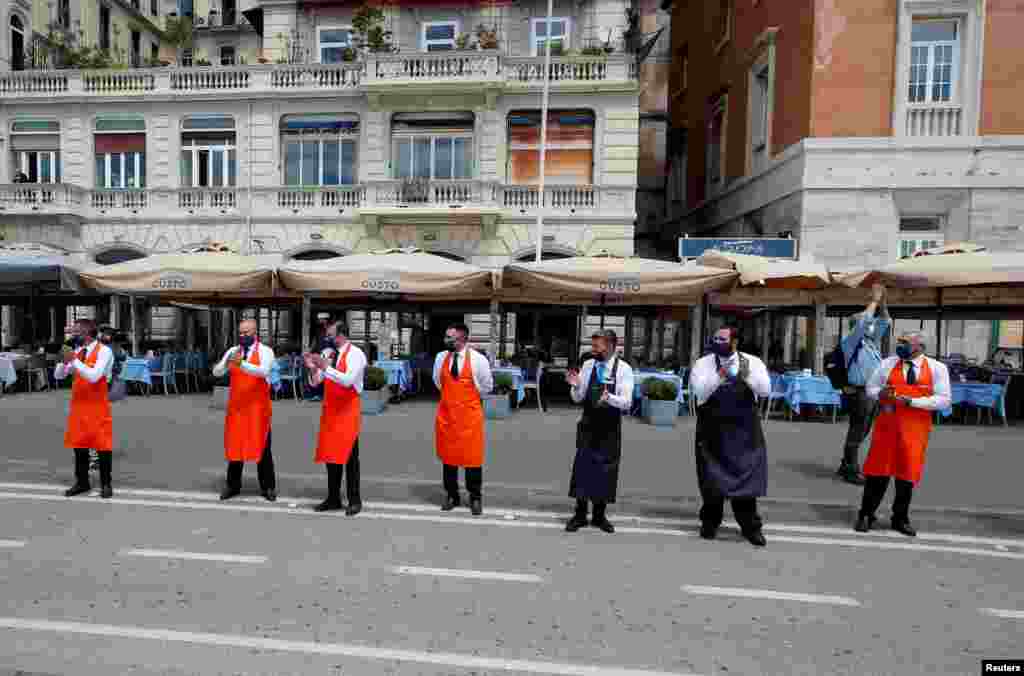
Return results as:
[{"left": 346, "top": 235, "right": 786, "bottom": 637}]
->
[
  {"left": 681, "top": 585, "right": 861, "bottom": 607},
  {"left": 0, "top": 617, "right": 694, "bottom": 676},
  {"left": 0, "top": 539, "right": 26, "bottom": 548},
  {"left": 119, "top": 548, "right": 268, "bottom": 565},
  {"left": 980, "top": 608, "right": 1024, "bottom": 620},
  {"left": 395, "top": 566, "right": 544, "bottom": 583},
  {"left": 4, "top": 459, "right": 50, "bottom": 467},
  {"left": 0, "top": 488, "right": 1022, "bottom": 561},
  {"left": 2, "top": 480, "right": 1021, "bottom": 549},
  {"left": 197, "top": 469, "right": 563, "bottom": 492}
]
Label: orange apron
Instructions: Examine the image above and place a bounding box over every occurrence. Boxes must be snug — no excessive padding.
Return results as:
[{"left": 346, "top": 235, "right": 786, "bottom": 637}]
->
[
  {"left": 435, "top": 350, "right": 485, "bottom": 467},
  {"left": 224, "top": 345, "right": 272, "bottom": 462},
  {"left": 864, "top": 359, "right": 934, "bottom": 484},
  {"left": 64, "top": 344, "right": 113, "bottom": 452},
  {"left": 315, "top": 344, "right": 361, "bottom": 465}
]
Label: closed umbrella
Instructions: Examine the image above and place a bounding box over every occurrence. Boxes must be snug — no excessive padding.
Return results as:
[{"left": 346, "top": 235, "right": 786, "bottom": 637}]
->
[{"left": 696, "top": 250, "right": 832, "bottom": 290}]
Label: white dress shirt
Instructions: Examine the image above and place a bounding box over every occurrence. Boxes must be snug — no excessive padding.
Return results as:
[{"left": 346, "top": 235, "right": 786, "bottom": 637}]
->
[
  {"left": 569, "top": 357, "right": 634, "bottom": 412},
  {"left": 689, "top": 352, "right": 771, "bottom": 407},
  {"left": 212, "top": 342, "right": 275, "bottom": 384},
  {"left": 433, "top": 347, "right": 493, "bottom": 395},
  {"left": 54, "top": 341, "right": 114, "bottom": 384},
  {"left": 866, "top": 355, "right": 951, "bottom": 411},
  {"left": 309, "top": 342, "right": 366, "bottom": 393}
]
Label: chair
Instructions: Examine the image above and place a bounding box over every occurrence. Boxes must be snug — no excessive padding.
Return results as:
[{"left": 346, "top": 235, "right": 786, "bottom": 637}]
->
[
  {"left": 762, "top": 377, "right": 786, "bottom": 422},
  {"left": 276, "top": 355, "right": 303, "bottom": 402},
  {"left": 523, "top": 363, "right": 545, "bottom": 413},
  {"left": 188, "top": 352, "right": 204, "bottom": 392},
  {"left": 175, "top": 352, "right": 193, "bottom": 393},
  {"left": 26, "top": 355, "right": 50, "bottom": 393},
  {"left": 979, "top": 374, "right": 1009, "bottom": 427},
  {"left": 150, "top": 353, "right": 178, "bottom": 395},
  {"left": 678, "top": 368, "right": 695, "bottom": 416}
]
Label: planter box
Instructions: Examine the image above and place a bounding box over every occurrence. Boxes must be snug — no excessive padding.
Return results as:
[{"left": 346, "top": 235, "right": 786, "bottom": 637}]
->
[
  {"left": 210, "top": 386, "right": 230, "bottom": 410},
  {"left": 645, "top": 397, "right": 677, "bottom": 427},
  {"left": 484, "top": 393, "right": 511, "bottom": 419},
  {"left": 361, "top": 389, "right": 387, "bottom": 415}
]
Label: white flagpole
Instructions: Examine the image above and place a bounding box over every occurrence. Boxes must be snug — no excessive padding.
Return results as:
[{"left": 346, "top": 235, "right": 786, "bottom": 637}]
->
[{"left": 534, "top": 0, "right": 555, "bottom": 263}]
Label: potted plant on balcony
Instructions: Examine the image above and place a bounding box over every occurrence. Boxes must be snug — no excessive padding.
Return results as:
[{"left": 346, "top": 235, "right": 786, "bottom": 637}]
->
[
  {"left": 352, "top": 4, "right": 393, "bottom": 53},
  {"left": 455, "top": 33, "right": 471, "bottom": 50},
  {"left": 400, "top": 178, "right": 430, "bottom": 204},
  {"left": 484, "top": 373, "right": 514, "bottom": 419},
  {"left": 475, "top": 25, "right": 499, "bottom": 50},
  {"left": 361, "top": 366, "right": 388, "bottom": 415},
  {"left": 643, "top": 378, "right": 679, "bottom": 427},
  {"left": 341, "top": 46, "right": 357, "bottom": 62}
]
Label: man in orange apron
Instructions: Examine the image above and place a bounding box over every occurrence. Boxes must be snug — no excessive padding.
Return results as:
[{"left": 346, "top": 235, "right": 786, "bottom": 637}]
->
[
  {"left": 55, "top": 319, "right": 114, "bottom": 498},
  {"left": 212, "top": 319, "right": 277, "bottom": 501},
  {"left": 434, "top": 322, "right": 492, "bottom": 515},
  {"left": 305, "top": 320, "right": 366, "bottom": 515},
  {"left": 856, "top": 331, "right": 951, "bottom": 536}
]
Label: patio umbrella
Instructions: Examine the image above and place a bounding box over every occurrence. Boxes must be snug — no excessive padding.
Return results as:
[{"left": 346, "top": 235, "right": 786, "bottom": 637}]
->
[
  {"left": 499, "top": 253, "right": 738, "bottom": 306},
  {"left": 839, "top": 243, "right": 1024, "bottom": 289},
  {"left": 277, "top": 248, "right": 494, "bottom": 301},
  {"left": 0, "top": 253, "right": 83, "bottom": 292},
  {"left": 77, "top": 252, "right": 280, "bottom": 298},
  {"left": 696, "top": 250, "right": 832, "bottom": 290}
]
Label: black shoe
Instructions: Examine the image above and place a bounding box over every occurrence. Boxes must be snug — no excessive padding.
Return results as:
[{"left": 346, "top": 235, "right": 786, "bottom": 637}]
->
[
  {"left": 345, "top": 502, "right": 363, "bottom": 517},
  {"left": 220, "top": 486, "right": 240, "bottom": 501},
  {"left": 699, "top": 524, "right": 718, "bottom": 540},
  {"left": 565, "top": 514, "right": 588, "bottom": 532},
  {"left": 854, "top": 515, "right": 876, "bottom": 533},
  {"left": 314, "top": 499, "right": 342, "bottom": 512},
  {"left": 592, "top": 517, "right": 615, "bottom": 533},
  {"left": 64, "top": 484, "right": 90, "bottom": 497},
  {"left": 744, "top": 530, "right": 767, "bottom": 547},
  {"left": 262, "top": 489, "right": 277, "bottom": 502},
  {"left": 470, "top": 498, "right": 482, "bottom": 516},
  {"left": 100, "top": 485, "right": 113, "bottom": 499},
  {"left": 442, "top": 495, "right": 461, "bottom": 511},
  {"left": 836, "top": 465, "right": 865, "bottom": 485},
  {"left": 891, "top": 519, "right": 917, "bottom": 537}
]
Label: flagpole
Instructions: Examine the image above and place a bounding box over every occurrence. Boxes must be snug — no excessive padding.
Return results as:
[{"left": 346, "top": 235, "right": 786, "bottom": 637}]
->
[{"left": 534, "top": 0, "right": 555, "bottom": 263}]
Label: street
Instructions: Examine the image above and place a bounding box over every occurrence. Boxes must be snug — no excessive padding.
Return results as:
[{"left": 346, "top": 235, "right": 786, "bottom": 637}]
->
[{"left": 1, "top": 393, "right": 1023, "bottom": 675}]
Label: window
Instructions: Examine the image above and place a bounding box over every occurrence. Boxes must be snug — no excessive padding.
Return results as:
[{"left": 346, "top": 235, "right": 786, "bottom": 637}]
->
[
  {"left": 908, "top": 20, "right": 959, "bottom": 104},
  {"left": 391, "top": 113, "right": 474, "bottom": 180},
  {"left": 10, "top": 120, "right": 62, "bottom": 183},
  {"left": 421, "top": 21, "right": 458, "bottom": 51},
  {"left": 99, "top": 5, "right": 111, "bottom": 50},
  {"left": 10, "top": 15, "right": 26, "bottom": 71},
  {"left": 222, "top": 0, "right": 236, "bottom": 25},
  {"left": 898, "top": 217, "right": 944, "bottom": 259},
  {"left": 131, "top": 31, "right": 142, "bottom": 67},
  {"left": 281, "top": 114, "right": 359, "bottom": 186},
  {"left": 706, "top": 97, "right": 726, "bottom": 191},
  {"left": 177, "top": 0, "right": 193, "bottom": 17},
  {"left": 507, "top": 110, "right": 594, "bottom": 185},
  {"left": 151, "top": 43, "right": 159, "bottom": 62},
  {"left": 530, "top": 18, "right": 570, "bottom": 56},
  {"left": 318, "top": 27, "right": 351, "bottom": 63},
  {"left": 180, "top": 115, "right": 237, "bottom": 188},
  {"left": 59, "top": 0, "right": 71, "bottom": 28},
  {"left": 748, "top": 54, "right": 772, "bottom": 174},
  {"left": 219, "top": 45, "right": 236, "bottom": 65},
  {"left": 180, "top": 48, "right": 193, "bottom": 67},
  {"left": 151, "top": 0, "right": 158, "bottom": 16},
  {"left": 95, "top": 116, "right": 146, "bottom": 189}
]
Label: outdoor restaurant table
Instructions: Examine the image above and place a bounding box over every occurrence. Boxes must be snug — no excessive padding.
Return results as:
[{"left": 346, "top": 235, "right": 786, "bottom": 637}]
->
[
  {"left": 0, "top": 356, "right": 17, "bottom": 389},
  {"left": 121, "top": 358, "right": 153, "bottom": 386},
  {"left": 492, "top": 366, "right": 526, "bottom": 404},
  {"left": 375, "top": 360, "right": 413, "bottom": 394},
  {"left": 779, "top": 372, "right": 842, "bottom": 417},
  {"left": 942, "top": 381, "right": 1005, "bottom": 418}
]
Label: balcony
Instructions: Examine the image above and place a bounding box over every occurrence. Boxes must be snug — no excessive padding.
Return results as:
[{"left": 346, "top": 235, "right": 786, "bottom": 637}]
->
[
  {"left": 0, "top": 53, "right": 636, "bottom": 101},
  {"left": 905, "top": 104, "right": 963, "bottom": 137},
  {"left": 0, "top": 185, "right": 85, "bottom": 215}
]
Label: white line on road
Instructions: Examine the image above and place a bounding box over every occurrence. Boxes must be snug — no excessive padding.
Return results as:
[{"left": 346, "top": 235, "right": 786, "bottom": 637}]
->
[
  {"left": 197, "top": 468, "right": 563, "bottom": 492},
  {"left": 0, "top": 539, "right": 26, "bottom": 548},
  {"left": 1, "top": 489, "right": 1023, "bottom": 561},
  {"left": 395, "top": 566, "right": 544, "bottom": 583},
  {"left": 0, "top": 617, "right": 694, "bottom": 676},
  {"left": 980, "top": 608, "right": 1024, "bottom": 620},
  {"left": 681, "top": 585, "right": 861, "bottom": 607},
  {"left": 119, "top": 548, "right": 268, "bottom": 565}
]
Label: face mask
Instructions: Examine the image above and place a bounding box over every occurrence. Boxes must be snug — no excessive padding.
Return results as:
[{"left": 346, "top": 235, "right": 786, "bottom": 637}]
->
[
  {"left": 895, "top": 343, "right": 913, "bottom": 360},
  {"left": 100, "top": 336, "right": 112, "bottom": 345},
  {"left": 712, "top": 342, "right": 732, "bottom": 358},
  {"left": 594, "top": 352, "right": 606, "bottom": 362},
  {"left": 444, "top": 338, "right": 457, "bottom": 352},
  {"left": 67, "top": 335, "right": 84, "bottom": 349},
  {"left": 320, "top": 337, "right": 335, "bottom": 351},
  {"left": 239, "top": 335, "right": 255, "bottom": 350}
]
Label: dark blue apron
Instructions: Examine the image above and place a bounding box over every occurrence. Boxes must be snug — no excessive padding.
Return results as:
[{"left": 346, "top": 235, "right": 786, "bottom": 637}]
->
[
  {"left": 695, "top": 355, "right": 768, "bottom": 498},
  {"left": 570, "top": 358, "right": 623, "bottom": 502}
]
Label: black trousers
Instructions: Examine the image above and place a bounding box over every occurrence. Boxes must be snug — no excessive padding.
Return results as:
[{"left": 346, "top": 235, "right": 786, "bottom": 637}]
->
[
  {"left": 326, "top": 439, "right": 361, "bottom": 504},
  {"left": 573, "top": 498, "right": 608, "bottom": 518},
  {"left": 699, "top": 496, "right": 763, "bottom": 534},
  {"left": 841, "top": 387, "right": 877, "bottom": 468},
  {"left": 73, "top": 448, "right": 111, "bottom": 487},
  {"left": 859, "top": 476, "right": 914, "bottom": 522},
  {"left": 443, "top": 464, "right": 482, "bottom": 500},
  {"left": 226, "top": 430, "right": 276, "bottom": 492}
]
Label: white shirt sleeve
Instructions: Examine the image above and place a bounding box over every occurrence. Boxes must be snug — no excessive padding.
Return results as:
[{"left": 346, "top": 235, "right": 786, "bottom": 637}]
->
[
  {"left": 473, "top": 350, "right": 493, "bottom": 395},
  {"left": 54, "top": 360, "right": 71, "bottom": 381},
  {"left": 72, "top": 344, "right": 113, "bottom": 384},
  {"left": 570, "top": 360, "right": 593, "bottom": 403},
  {"left": 605, "top": 360, "right": 633, "bottom": 411},
  {"left": 865, "top": 357, "right": 897, "bottom": 400},
  {"left": 324, "top": 345, "right": 366, "bottom": 392},
  {"left": 909, "top": 359, "right": 952, "bottom": 411},
  {"left": 239, "top": 345, "right": 274, "bottom": 380},
  {"left": 689, "top": 356, "right": 722, "bottom": 407},
  {"left": 212, "top": 347, "right": 238, "bottom": 378},
  {"left": 744, "top": 355, "right": 771, "bottom": 399},
  {"left": 432, "top": 352, "right": 446, "bottom": 390}
]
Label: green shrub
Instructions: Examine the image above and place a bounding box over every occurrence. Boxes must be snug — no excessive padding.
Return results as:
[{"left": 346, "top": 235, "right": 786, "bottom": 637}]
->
[
  {"left": 364, "top": 366, "right": 387, "bottom": 391},
  {"left": 493, "top": 373, "right": 515, "bottom": 395},
  {"left": 643, "top": 378, "right": 678, "bottom": 401}
]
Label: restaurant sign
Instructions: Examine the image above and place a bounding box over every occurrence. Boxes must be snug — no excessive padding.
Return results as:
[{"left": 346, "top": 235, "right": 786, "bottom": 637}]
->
[
  {"left": 601, "top": 274, "right": 641, "bottom": 294},
  {"left": 152, "top": 272, "right": 192, "bottom": 291},
  {"left": 679, "top": 237, "right": 797, "bottom": 260},
  {"left": 362, "top": 274, "right": 401, "bottom": 293}
]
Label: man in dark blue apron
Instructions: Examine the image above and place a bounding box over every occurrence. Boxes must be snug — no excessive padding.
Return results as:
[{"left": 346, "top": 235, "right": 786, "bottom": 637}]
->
[
  {"left": 689, "top": 326, "right": 772, "bottom": 547},
  {"left": 565, "top": 330, "right": 635, "bottom": 533}
]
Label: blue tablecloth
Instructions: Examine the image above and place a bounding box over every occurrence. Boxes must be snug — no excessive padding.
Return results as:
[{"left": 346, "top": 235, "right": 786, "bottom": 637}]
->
[
  {"left": 493, "top": 367, "right": 526, "bottom": 403},
  {"left": 375, "top": 360, "right": 412, "bottom": 393},
  {"left": 942, "top": 382, "right": 1004, "bottom": 417},
  {"left": 121, "top": 358, "right": 152, "bottom": 385},
  {"left": 780, "top": 374, "right": 841, "bottom": 414}
]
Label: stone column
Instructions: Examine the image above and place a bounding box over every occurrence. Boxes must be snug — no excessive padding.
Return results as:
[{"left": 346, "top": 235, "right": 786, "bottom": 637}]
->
[
  {"left": 129, "top": 296, "right": 139, "bottom": 355},
  {"left": 488, "top": 300, "right": 500, "bottom": 364},
  {"left": 1, "top": 305, "right": 21, "bottom": 348},
  {"left": 689, "top": 300, "right": 704, "bottom": 367},
  {"left": 301, "top": 296, "right": 312, "bottom": 355},
  {"left": 811, "top": 302, "right": 827, "bottom": 375}
]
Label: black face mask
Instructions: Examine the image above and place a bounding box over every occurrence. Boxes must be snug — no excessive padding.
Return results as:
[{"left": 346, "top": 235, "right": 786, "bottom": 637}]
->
[
  {"left": 67, "top": 335, "right": 84, "bottom": 349},
  {"left": 444, "top": 339, "right": 458, "bottom": 352},
  {"left": 239, "top": 335, "right": 255, "bottom": 350},
  {"left": 320, "top": 337, "right": 335, "bottom": 351}
]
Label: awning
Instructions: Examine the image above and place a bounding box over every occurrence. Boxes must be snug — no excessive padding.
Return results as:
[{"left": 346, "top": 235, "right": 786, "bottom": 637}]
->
[
  {"left": 696, "top": 250, "right": 832, "bottom": 289},
  {"left": 0, "top": 253, "right": 82, "bottom": 292},
  {"left": 840, "top": 243, "right": 1024, "bottom": 289},
  {"left": 77, "top": 252, "right": 279, "bottom": 298}
]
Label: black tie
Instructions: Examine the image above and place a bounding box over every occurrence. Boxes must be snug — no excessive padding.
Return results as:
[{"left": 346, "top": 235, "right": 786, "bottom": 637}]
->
[
  {"left": 906, "top": 361, "right": 916, "bottom": 385},
  {"left": 451, "top": 353, "right": 459, "bottom": 379}
]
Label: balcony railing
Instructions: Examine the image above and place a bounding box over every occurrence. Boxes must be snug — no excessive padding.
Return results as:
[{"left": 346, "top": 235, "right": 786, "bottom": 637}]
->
[
  {"left": 272, "top": 187, "right": 366, "bottom": 211},
  {"left": 905, "top": 104, "right": 963, "bottom": 137},
  {"left": 0, "top": 53, "right": 635, "bottom": 99},
  {"left": 91, "top": 189, "right": 149, "bottom": 210},
  {"left": 372, "top": 179, "right": 493, "bottom": 207},
  {"left": 0, "top": 184, "right": 84, "bottom": 212},
  {"left": 500, "top": 185, "right": 599, "bottom": 212},
  {"left": 178, "top": 188, "right": 239, "bottom": 210}
]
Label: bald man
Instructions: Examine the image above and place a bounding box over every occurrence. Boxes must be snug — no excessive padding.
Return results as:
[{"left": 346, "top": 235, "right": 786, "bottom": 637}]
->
[{"left": 212, "top": 320, "right": 277, "bottom": 501}]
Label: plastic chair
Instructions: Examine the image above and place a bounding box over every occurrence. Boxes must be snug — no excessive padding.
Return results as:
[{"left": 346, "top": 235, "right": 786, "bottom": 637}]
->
[
  {"left": 26, "top": 355, "right": 50, "bottom": 393},
  {"left": 762, "top": 379, "right": 787, "bottom": 422},
  {"left": 150, "top": 353, "right": 178, "bottom": 395},
  {"left": 523, "top": 363, "right": 546, "bottom": 413},
  {"left": 276, "top": 355, "right": 303, "bottom": 402},
  {"left": 175, "top": 352, "right": 193, "bottom": 393},
  {"left": 979, "top": 375, "right": 1009, "bottom": 427}
]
